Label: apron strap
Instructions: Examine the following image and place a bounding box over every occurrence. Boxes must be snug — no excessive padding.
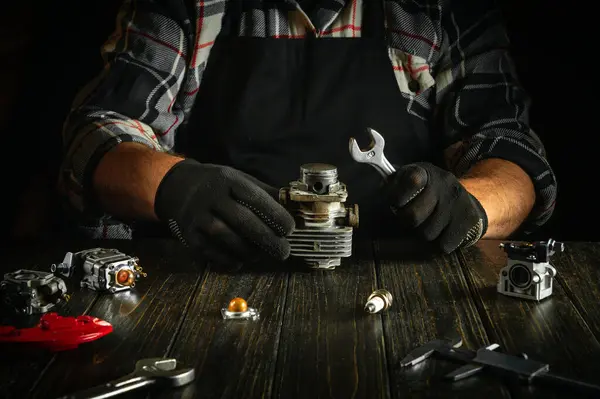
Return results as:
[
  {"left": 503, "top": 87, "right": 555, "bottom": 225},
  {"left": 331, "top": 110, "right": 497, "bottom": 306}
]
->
[
  {"left": 362, "top": 0, "right": 387, "bottom": 40},
  {"left": 220, "top": 0, "right": 244, "bottom": 37}
]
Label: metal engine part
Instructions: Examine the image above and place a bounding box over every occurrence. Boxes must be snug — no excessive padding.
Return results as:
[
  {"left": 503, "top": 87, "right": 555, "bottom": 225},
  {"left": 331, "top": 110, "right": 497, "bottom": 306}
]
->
[
  {"left": 497, "top": 238, "right": 564, "bottom": 301},
  {"left": 52, "top": 248, "right": 147, "bottom": 294},
  {"left": 0, "top": 270, "right": 69, "bottom": 315},
  {"left": 364, "top": 289, "right": 393, "bottom": 314},
  {"left": 279, "top": 163, "right": 359, "bottom": 270}
]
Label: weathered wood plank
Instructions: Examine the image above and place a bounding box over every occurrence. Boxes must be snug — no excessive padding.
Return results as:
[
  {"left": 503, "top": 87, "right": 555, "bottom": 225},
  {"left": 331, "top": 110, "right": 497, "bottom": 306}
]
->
[
  {"left": 458, "top": 240, "right": 600, "bottom": 398},
  {"left": 28, "top": 240, "right": 203, "bottom": 398},
  {"left": 273, "top": 240, "right": 391, "bottom": 399},
  {"left": 553, "top": 242, "right": 600, "bottom": 341},
  {"left": 167, "top": 263, "right": 288, "bottom": 399},
  {"left": 0, "top": 243, "right": 99, "bottom": 399},
  {"left": 375, "top": 239, "right": 510, "bottom": 399}
]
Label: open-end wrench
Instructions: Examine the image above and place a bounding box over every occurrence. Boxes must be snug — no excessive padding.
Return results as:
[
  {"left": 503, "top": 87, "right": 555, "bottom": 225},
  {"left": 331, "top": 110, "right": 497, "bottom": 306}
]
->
[
  {"left": 349, "top": 128, "right": 396, "bottom": 178},
  {"left": 59, "top": 357, "right": 196, "bottom": 399}
]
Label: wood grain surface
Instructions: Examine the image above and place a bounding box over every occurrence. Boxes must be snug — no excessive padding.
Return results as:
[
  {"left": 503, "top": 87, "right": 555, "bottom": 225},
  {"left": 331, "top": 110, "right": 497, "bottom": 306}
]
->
[
  {"left": 2, "top": 238, "right": 600, "bottom": 399},
  {"left": 273, "top": 240, "right": 390, "bottom": 399},
  {"left": 375, "top": 240, "right": 510, "bottom": 399},
  {"left": 25, "top": 240, "right": 205, "bottom": 398},
  {"left": 458, "top": 240, "right": 600, "bottom": 398},
  {"left": 553, "top": 242, "right": 600, "bottom": 341},
  {"left": 167, "top": 263, "right": 289, "bottom": 399}
]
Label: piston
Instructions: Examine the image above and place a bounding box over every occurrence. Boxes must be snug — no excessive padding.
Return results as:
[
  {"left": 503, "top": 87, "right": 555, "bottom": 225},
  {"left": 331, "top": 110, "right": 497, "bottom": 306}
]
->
[{"left": 279, "top": 163, "right": 359, "bottom": 270}]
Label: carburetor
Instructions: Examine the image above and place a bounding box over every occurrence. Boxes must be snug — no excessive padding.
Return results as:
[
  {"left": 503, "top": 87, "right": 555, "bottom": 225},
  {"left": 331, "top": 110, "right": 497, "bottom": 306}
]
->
[
  {"left": 51, "top": 248, "right": 146, "bottom": 294},
  {"left": 497, "top": 238, "right": 564, "bottom": 301},
  {"left": 0, "top": 270, "right": 69, "bottom": 315},
  {"left": 279, "top": 163, "right": 359, "bottom": 270}
]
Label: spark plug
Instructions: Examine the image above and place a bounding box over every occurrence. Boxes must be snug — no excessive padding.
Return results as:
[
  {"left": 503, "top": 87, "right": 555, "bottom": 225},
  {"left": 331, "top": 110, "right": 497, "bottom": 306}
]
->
[{"left": 364, "top": 289, "right": 393, "bottom": 314}]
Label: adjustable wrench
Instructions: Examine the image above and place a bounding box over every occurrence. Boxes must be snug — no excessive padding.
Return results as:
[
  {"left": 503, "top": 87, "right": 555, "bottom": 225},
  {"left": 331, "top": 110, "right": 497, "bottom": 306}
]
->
[
  {"left": 349, "top": 128, "right": 396, "bottom": 178},
  {"left": 59, "top": 357, "right": 195, "bottom": 398}
]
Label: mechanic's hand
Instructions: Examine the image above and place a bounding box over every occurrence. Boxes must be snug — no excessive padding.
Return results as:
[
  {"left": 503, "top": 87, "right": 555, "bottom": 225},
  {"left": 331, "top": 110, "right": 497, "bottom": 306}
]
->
[
  {"left": 386, "top": 162, "right": 488, "bottom": 253},
  {"left": 154, "top": 159, "right": 295, "bottom": 267}
]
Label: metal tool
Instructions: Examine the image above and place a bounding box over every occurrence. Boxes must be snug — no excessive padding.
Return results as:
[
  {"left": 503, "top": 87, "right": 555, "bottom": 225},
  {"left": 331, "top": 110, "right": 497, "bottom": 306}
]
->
[
  {"left": 60, "top": 357, "right": 196, "bottom": 398},
  {"left": 400, "top": 338, "right": 600, "bottom": 396},
  {"left": 349, "top": 128, "right": 396, "bottom": 178},
  {"left": 399, "top": 337, "right": 465, "bottom": 367}
]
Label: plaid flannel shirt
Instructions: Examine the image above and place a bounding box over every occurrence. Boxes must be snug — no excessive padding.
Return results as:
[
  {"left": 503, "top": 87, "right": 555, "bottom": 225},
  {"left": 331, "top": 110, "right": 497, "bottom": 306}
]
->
[{"left": 60, "top": 0, "right": 557, "bottom": 239}]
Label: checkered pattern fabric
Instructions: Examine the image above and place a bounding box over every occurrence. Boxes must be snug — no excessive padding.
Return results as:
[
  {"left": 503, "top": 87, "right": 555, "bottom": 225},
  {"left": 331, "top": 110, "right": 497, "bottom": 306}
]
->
[{"left": 60, "top": 0, "right": 557, "bottom": 238}]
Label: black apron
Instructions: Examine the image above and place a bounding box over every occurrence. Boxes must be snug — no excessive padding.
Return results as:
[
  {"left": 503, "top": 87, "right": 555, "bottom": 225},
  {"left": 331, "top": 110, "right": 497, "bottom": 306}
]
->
[{"left": 178, "top": 0, "right": 436, "bottom": 238}]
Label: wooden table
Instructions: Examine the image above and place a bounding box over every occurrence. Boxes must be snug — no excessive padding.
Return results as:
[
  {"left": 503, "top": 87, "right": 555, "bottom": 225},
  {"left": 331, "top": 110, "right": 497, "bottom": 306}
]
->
[{"left": 1, "top": 239, "right": 599, "bottom": 399}]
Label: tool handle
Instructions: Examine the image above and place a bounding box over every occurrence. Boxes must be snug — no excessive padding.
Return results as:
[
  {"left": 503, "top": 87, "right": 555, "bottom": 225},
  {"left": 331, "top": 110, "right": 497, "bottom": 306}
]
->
[
  {"left": 534, "top": 372, "right": 600, "bottom": 396},
  {"left": 58, "top": 377, "right": 154, "bottom": 399}
]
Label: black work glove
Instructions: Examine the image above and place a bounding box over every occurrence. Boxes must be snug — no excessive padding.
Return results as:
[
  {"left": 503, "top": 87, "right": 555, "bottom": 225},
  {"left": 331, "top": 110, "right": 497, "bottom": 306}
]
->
[
  {"left": 386, "top": 162, "right": 488, "bottom": 253},
  {"left": 154, "top": 159, "right": 295, "bottom": 267}
]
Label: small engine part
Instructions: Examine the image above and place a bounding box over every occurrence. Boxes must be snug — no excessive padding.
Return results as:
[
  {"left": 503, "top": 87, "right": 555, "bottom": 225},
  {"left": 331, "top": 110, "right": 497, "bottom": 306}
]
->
[
  {"left": 221, "top": 297, "right": 259, "bottom": 321},
  {"left": 51, "top": 248, "right": 147, "bottom": 294},
  {"left": 497, "top": 238, "right": 564, "bottom": 301},
  {"left": 279, "top": 163, "right": 359, "bottom": 270},
  {"left": 0, "top": 270, "right": 69, "bottom": 315},
  {"left": 364, "top": 289, "right": 393, "bottom": 314}
]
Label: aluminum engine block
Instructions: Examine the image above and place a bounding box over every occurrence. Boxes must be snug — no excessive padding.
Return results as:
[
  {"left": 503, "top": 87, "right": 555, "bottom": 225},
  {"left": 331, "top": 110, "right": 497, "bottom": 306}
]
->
[{"left": 279, "top": 163, "right": 358, "bottom": 270}]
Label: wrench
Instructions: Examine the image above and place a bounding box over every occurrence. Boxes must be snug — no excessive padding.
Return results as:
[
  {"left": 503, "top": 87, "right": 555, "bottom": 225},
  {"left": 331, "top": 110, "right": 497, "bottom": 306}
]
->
[
  {"left": 399, "top": 338, "right": 600, "bottom": 395},
  {"left": 399, "top": 337, "right": 500, "bottom": 368},
  {"left": 349, "top": 128, "right": 396, "bottom": 178},
  {"left": 59, "top": 357, "right": 196, "bottom": 399}
]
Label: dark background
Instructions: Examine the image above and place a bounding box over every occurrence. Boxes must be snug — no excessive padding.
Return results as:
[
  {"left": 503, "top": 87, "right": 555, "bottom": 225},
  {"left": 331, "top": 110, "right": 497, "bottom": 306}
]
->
[{"left": 0, "top": 1, "right": 593, "bottom": 242}]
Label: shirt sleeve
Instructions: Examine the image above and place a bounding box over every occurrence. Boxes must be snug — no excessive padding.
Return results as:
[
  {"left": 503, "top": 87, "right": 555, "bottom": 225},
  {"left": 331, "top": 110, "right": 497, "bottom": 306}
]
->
[
  {"left": 434, "top": 0, "right": 557, "bottom": 234},
  {"left": 59, "top": 0, "right": 192, "bottom": 235}
]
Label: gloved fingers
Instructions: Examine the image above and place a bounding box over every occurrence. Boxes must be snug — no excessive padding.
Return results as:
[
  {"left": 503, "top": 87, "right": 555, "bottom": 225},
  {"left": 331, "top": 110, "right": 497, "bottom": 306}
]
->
[
  {"left": 202, "top": 247, "right": 244, "bottom": 269},
  {"left": 167, "top": 217, "right": 202, "bottom": 248},
  {"left": 228, "top": 175, "right": 295, "bottom": 237},
  {"left": 188, "top": 229, "right": 246, "bottom": 269},
  {"left": 388, "top": 164, "right": 429, "bottom": 207},
  {"left": 418, "top": 202, "right": 452, "bottom": 241},
  {"left": 215, "top": 201, "right": 291, "bottom": 261},
  {"left": 437, "top": 214, "right": 476, "bottom": 254},
  {"left": 392, "top": 183, "right": 437, "bottom": 228},
  {"left": 171, "top": 223, "right": 243, "bottom": 267},
  {"left": 237, "top": 170, "right": 281, "bottom": 200},
  {"left": 196, "top": 212, "right": 258, "bottom": 261}
]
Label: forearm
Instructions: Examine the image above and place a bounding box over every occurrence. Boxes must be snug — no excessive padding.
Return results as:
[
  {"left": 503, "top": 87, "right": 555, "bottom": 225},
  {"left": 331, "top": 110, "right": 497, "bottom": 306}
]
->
[
  {"left": 93, "top": 143, "right": 184, "bottom": 221},
  {"left": 459, "top": 158, "right": 535, "bottom": 239}
]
